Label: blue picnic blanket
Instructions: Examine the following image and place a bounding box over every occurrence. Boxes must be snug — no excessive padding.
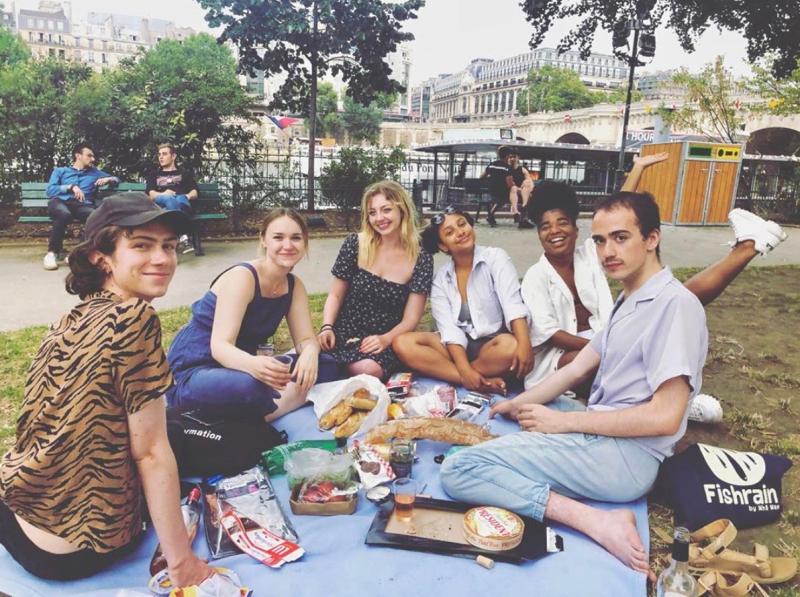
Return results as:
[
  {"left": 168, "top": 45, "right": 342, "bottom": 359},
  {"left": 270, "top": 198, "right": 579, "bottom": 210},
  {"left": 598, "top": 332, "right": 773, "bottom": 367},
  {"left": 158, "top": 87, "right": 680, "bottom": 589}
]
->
[{"left": 0, "top": 378, "right": 648, "bottom": 596}]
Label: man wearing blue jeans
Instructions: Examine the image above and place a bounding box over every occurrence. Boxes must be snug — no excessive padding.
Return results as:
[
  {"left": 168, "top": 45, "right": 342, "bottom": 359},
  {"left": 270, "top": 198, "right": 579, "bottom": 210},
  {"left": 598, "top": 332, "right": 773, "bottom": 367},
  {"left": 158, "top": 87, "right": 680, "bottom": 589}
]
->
[
  {"left": 43, "top": 143, "right": 119, "bottom": 270},
  {"left": 146, "top": 143, "right": 198, "bottom": 252},
  {"left": 441, "top": 191, "right": 708, "bottom": 580}
]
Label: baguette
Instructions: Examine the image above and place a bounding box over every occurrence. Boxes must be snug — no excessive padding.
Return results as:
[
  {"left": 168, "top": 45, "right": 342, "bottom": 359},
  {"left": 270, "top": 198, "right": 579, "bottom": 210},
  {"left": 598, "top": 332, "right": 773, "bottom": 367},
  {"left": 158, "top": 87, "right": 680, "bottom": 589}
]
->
[
  {"left": 365, "top": 417, "right": 495, "bottom": 446},
  {"left": 319, "top": 400, "right": 353, "bottom": 430},
  {"left": 334, "top": 411, "right": 368, "bottom": 438},
  {"left": 346, "top": 395, "right": 378, "bottom": 411}
]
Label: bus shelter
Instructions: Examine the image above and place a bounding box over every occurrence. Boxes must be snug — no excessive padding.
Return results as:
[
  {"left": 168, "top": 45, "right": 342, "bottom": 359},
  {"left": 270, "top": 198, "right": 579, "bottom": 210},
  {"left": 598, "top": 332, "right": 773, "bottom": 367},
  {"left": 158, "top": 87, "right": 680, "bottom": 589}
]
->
[{"left": 413, "top": 139, "right": 639, "bottom": 211}]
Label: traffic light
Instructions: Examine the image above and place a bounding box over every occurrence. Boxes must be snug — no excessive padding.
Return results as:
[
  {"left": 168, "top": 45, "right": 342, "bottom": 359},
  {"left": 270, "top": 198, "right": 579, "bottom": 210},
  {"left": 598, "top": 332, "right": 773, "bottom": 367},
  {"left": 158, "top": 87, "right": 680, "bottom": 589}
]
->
[
  {"left": 613, "top": 20, "right": 629, "bottom": 50},
  {"left": 639, "top": 32, "right": 656, "bottom": 58}
]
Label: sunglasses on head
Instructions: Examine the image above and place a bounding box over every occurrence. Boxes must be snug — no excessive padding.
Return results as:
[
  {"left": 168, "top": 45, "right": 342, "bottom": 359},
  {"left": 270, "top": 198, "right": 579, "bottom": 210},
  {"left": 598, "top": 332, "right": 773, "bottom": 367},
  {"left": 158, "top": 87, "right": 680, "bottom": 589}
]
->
[{"left": 431, "top": 205, "right": 458, "bottom": 226}]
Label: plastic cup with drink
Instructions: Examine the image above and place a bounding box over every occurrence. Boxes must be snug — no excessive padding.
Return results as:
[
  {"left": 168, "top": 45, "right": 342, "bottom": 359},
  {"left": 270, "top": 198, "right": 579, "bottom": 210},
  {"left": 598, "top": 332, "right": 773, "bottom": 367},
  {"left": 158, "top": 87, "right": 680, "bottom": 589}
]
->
[{"left": 393, "top": 477, "right": 417, "bottom": 522}]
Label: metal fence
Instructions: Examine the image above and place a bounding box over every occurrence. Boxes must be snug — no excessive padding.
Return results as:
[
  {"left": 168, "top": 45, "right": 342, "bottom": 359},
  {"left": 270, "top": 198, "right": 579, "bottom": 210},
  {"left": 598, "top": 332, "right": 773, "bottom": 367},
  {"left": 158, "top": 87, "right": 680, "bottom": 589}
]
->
[
  {"left": 736, "top": 159, "right": 800, "bottom": 221},
  {"left": 201, "top": 148, "right": 621, "bottom": 213},
  {"left": 201, "top": 147, "right": 457, "bottom": 212}
]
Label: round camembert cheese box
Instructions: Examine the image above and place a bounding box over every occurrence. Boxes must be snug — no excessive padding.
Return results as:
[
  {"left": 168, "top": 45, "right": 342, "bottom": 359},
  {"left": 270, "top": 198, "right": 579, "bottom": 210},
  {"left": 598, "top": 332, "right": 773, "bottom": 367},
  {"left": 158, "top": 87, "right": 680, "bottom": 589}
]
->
[{"left": 463, "top": 506, "right": 525, "bottom": 551}]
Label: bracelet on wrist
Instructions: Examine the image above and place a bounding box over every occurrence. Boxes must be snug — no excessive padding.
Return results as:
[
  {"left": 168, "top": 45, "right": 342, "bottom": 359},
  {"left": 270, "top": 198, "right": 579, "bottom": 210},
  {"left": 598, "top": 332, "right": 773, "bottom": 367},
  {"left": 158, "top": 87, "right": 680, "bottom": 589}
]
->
[{"left": 319, "top": 324, "right": 334, "bottom": 333}]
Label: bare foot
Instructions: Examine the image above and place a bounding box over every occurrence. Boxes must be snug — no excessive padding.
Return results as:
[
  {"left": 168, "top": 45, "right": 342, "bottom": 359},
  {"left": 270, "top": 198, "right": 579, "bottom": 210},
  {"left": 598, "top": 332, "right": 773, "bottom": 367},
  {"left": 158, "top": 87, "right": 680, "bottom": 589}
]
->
[{"left": 588, "top": 509, "right": 654, "bottom": 581}]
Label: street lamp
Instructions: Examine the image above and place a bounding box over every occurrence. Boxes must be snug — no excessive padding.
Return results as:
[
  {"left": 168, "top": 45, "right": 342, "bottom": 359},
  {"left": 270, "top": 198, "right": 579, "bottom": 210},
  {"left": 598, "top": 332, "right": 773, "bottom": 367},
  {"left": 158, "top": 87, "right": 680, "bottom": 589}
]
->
[{"left": 613, "top": 10, "right": 655, "bottom": 190}]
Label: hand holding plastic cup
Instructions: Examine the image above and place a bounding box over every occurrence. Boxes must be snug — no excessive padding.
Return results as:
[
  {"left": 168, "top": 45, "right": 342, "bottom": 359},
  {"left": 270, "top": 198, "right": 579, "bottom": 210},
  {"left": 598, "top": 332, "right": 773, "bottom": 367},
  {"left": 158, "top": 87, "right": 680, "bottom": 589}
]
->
[{"left": 275, "top": 354, "right": 294, "bottom": 370}]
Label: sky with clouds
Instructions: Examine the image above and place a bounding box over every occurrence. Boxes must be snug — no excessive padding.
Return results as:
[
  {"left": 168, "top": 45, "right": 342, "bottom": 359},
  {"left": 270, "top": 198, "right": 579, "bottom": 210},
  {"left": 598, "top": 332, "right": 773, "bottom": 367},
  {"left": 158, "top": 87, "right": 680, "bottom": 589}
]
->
[{"left": 15, "top": 0, "right": 753, "bottom": 85}]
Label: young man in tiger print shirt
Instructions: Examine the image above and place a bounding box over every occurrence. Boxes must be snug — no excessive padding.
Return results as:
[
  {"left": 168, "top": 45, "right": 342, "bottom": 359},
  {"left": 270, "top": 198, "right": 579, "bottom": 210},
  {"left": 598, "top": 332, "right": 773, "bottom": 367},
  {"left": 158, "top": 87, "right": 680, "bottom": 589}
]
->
[{"left": 0, "top": 194, "right": 212, "bottom": 586}]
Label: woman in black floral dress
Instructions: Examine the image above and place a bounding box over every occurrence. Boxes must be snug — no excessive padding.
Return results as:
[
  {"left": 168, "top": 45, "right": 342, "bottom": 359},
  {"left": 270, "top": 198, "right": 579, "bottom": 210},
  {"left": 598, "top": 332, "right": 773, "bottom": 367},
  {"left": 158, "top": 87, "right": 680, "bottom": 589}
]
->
[{"left": 318, "top": 181, "right": 433, "bottom": 378}]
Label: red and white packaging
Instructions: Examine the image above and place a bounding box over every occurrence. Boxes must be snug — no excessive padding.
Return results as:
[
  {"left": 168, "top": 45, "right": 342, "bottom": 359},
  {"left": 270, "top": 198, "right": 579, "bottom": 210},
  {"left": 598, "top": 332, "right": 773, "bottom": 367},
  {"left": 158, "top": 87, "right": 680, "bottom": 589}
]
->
[
  {"left": 220, "top": 507, "right": 304, "bottom": 568},
  {"left": 403, "top": 385, "right": 457, "bottom": 418},
  {"left": 351, "top": 439, "right": 395, "bottom": 489},
  {"left": 386, "top": 372, "right": 413, "bottom": 398}
]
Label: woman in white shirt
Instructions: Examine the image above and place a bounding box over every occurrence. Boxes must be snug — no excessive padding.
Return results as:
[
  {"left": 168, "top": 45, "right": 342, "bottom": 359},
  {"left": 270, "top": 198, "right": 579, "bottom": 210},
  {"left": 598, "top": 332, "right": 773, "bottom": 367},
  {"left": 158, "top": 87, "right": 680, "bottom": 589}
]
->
[
  {"left": 393, "top": 208, "right": 533, "bottom": 393},
  {"left": 521, "top": 183, "right": 613, "bottom": 389}
]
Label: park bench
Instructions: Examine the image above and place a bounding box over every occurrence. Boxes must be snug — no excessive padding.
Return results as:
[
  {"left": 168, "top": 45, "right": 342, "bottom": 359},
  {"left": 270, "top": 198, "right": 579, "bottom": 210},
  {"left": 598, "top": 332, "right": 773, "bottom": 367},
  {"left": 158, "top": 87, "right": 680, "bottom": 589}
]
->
[{"left": 19, "top": 181, "right": 226, "bottom": 256}]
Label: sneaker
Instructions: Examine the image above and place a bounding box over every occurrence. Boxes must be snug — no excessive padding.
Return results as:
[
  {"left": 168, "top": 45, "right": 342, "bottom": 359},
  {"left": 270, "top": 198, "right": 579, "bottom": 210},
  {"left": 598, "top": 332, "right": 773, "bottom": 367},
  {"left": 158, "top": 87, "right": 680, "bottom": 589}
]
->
[
  {"left": 688, "top": 393, "right": 724, "bottom": 424},
  {"left": 43, "top": 252, "right": 58, "bottom": 270},
  {"left": 728, "top": 208, "right": 787, "bottom": 255},
  {"left": 513, "top": 213, "right": 520, "bottom": 223},
  {"left": 518, "top": 218, "right": 535, "bottom": 229},
  {"left": 178, "top": 234, "right": 195, "bottom": 254}
]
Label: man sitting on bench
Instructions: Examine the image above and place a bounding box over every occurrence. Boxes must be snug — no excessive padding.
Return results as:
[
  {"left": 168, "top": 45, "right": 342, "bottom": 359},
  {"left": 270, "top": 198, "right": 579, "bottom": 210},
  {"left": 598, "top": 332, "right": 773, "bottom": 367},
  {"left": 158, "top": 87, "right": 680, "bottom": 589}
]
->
[
  {"left": 442, "top": 191, "right": 708, "bottom": 580},
  {"left": 146, "top": 143, "right": 199, "bottom": 254},
  {"left": 43, "top": 142, "right": 119, "bottom": 271}
]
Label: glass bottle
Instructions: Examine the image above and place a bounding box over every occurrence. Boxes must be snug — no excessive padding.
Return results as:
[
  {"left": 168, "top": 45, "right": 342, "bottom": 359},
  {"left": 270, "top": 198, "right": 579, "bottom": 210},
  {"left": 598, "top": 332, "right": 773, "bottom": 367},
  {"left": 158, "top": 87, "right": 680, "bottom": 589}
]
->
[
  {"left": 656, "top": 526, "right": 697, "bottom": 597},
  {"left": 149, "top": 487, "right": 203, "bottom": 576}
]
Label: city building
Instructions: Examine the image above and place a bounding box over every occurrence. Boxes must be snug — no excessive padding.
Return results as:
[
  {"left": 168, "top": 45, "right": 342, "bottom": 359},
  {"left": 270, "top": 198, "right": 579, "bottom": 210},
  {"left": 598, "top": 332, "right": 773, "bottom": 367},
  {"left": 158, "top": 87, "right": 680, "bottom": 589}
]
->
[
  {"left": 429, "top": 48, "right": 628, "bottom": 123},
  {"left": 410, "top": 76, "right": 439, "bottom": 121},
  {"left": 637, "top": 70, "right": 683, "bottom": 100},
  {"left": 13, "top": 1, "right": 196, "bottom": 70},
  {"left": 17, "top": 1, "right": 72, "bottom": 61},
  {"left": 384, "top": 44, "right": 412, "bottom": 119},
  {"left": 1, "top": 1, "right": 15, "bottom": 31},
  {"left": 73, "top": 12, "right": 194, "bottom": 70}
]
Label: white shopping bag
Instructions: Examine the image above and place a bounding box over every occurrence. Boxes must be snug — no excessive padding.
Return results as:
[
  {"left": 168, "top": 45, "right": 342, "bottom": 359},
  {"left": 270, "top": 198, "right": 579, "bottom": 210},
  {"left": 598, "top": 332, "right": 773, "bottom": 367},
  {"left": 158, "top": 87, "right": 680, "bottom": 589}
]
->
[{"left": 308, "top": 374, "right": 390, "bottom": 437}]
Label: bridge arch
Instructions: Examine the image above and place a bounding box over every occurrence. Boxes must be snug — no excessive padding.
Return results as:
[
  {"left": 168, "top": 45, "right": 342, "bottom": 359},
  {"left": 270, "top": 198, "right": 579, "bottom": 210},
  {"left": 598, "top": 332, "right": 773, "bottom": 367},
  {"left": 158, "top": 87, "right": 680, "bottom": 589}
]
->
[
  {"left": 555, "top": 132, "right": 590, "bottom": 145},
  {"left": 746, "top": 127, "right": 800, "bottom": 156}
]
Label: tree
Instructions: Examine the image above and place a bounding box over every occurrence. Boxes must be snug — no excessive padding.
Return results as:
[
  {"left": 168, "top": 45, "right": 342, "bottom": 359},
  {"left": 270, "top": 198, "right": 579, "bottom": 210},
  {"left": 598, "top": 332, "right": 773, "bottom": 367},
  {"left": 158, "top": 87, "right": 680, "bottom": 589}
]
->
[
  {"left": 65, "top": 34, "right": 253, "bottom": 180},
  {"left": 603, "top": 85, "right": 642, "bottom": 104},
  {"left": 0, "top": 27, "right": 29, "bottom": 67},
  {"left": 199, "top": 0, "right": 424, "bottom": 209},
  {"left": 341, "top": 95, "right": 384, "bottom": 144},
  {"left": 516, "top": 65, "right": 598, "bottom": 115},
  {"left": 520, "top": 0, "right": 798, "bottom": 78},
  {"left": 0, "top": 58, "right": 93, "bottom": 188},
  {"left": 312, "top": 81, "right": 346, "bottom": 141},
  {"left": 319, "top": 147, "right": 405, "bottom": 226},
  {"left": 749, "top": 58, "right": 800, "bottom": 117},
  {"left": 658, "top": 56, "right": 744, "bottom": 143}
]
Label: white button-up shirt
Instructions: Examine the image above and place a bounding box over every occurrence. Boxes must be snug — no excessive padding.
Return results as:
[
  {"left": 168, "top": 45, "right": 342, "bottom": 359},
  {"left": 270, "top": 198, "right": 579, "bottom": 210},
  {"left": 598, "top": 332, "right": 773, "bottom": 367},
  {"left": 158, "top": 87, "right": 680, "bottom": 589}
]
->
[
  {"left": 431, "top": 246, "right": 529, "bottom": 348},
  {"left": 521, "top": 237, "right": 613, "bottom": 388}
]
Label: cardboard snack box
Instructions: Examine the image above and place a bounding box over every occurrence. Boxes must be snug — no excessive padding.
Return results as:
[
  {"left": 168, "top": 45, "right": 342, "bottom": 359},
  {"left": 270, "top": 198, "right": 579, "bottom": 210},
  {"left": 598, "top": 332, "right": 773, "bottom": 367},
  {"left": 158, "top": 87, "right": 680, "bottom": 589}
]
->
[{"left": 289, "top": 485, "right": 358, "bottom": 516}]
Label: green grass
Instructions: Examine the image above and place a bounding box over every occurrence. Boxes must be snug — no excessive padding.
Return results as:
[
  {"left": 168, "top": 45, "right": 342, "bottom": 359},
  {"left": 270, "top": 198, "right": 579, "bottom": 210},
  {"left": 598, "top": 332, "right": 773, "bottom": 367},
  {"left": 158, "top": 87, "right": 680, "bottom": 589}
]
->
[{"left": 1, "top": 266, "right": 799, "bottom": 592}]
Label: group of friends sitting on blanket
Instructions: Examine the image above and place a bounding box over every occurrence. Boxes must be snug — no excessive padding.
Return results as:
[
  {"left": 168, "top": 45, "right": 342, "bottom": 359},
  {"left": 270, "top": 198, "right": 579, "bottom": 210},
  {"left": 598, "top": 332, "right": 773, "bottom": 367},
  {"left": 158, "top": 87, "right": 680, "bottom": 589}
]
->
[{"left": 0, "top": 152, "right": 789, "bottom": 587}]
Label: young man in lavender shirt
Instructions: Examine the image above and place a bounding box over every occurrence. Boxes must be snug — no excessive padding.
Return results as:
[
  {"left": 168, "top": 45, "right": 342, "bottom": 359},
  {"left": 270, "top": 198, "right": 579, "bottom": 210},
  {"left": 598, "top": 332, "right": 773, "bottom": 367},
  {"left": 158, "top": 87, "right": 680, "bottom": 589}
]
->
[{"left": 441, "top": 191, "right": 708, "bottom": 580}]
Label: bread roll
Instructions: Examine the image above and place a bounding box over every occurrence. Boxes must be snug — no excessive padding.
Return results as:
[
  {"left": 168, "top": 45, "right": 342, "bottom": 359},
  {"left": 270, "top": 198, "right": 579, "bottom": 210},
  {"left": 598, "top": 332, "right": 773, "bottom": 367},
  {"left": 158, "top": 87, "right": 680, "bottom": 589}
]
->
[{"left": 319, "top": 400, "right": 353, "bottom": 430}]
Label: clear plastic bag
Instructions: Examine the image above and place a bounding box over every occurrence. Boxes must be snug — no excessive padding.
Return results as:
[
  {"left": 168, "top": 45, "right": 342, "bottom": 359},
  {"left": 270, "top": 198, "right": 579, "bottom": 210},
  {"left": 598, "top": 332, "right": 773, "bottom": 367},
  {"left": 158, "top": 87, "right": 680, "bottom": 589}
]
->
[
  {"left": 284, "top": 448, "right": 356, "bottom": 490},
  {"left": 203, "top": 466, "right": 298, "bottom": 560}
]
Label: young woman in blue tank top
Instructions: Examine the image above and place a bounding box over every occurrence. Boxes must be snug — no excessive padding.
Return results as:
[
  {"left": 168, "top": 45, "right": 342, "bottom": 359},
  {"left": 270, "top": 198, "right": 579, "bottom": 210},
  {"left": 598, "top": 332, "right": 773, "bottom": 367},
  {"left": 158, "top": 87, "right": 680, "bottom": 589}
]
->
[{"left": 167, "top": 209, "right": 334, "bottom": 420}]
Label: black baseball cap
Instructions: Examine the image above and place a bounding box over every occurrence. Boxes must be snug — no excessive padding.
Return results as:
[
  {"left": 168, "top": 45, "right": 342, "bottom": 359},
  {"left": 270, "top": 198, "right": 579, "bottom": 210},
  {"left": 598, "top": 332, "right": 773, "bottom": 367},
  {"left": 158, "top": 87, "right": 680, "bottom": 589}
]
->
[{"left": 84, "top": 192, "right": 191, "bottom": 240}]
